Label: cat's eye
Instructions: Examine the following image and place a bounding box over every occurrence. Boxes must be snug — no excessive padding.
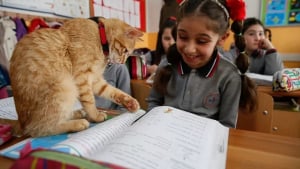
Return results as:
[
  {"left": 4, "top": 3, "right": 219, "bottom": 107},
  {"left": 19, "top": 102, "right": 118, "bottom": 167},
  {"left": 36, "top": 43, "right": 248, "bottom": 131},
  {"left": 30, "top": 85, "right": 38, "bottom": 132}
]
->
[{"left": 123, "top": 49, "right": 129, "bottom": 56}]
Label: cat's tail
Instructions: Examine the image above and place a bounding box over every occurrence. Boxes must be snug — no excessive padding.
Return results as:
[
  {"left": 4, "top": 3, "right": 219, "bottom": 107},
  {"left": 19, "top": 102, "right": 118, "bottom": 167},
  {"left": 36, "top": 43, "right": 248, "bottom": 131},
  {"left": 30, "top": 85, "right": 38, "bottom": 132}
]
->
[{"left": 0, "top": 118, "right": 23, "bottom": 137}]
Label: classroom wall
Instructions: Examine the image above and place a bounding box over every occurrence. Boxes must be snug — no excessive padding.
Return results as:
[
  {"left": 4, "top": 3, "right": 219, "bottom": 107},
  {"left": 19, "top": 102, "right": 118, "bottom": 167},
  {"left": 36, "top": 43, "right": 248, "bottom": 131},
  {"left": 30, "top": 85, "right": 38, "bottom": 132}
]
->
[
  {"left": 139, "top": 0, "right": 300, "bottom": 67},
  {"left": 1, "top": 0, "right": 299, "bottom": 67},
  {"left": 135, "top": 0, "right": 161, "bottom": 50}
]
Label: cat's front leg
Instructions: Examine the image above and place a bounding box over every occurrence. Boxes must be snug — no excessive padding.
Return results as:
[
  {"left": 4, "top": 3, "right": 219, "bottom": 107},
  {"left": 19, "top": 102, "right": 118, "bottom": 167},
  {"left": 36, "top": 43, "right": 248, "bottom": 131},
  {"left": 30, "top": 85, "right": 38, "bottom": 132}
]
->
[
  {"left": 105, "top": 88, "right": 140, "bottom": 112},
  {"left": 94, "top": 79, "right": 140, "bottom": 112},
  {"left": 115, "top": 94, "right": 140, "bottom": 112},
  {"left": 81, "top": 100, "right": 108, "bottom": 122},
  {"left": 78, "top": 90, "right": 107, "bottom": 122}
]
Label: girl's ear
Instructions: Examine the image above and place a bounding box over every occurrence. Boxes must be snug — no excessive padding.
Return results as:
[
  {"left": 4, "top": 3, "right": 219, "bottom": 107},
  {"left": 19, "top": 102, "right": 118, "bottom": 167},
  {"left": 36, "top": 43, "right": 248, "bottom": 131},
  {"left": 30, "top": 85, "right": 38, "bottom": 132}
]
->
[{"left": 217, "top": 31, "right": 230, "bottom": 46}]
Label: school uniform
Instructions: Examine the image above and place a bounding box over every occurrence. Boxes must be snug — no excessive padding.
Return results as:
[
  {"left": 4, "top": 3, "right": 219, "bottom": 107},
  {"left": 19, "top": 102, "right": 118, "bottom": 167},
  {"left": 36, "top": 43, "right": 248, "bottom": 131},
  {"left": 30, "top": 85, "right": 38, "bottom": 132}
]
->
[
  {"left": 147, "top": 50, "right": 241, "bottom": 128},
  {"left": 225, "top": 46, "right": 284, "bottom": 75}
]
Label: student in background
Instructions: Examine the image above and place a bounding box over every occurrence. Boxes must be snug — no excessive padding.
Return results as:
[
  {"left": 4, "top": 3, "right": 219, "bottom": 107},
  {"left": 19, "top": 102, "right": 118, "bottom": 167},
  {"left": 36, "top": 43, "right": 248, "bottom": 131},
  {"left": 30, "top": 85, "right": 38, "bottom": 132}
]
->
[
  {"left": 94, "top": 63, "right": 131, "bottom": 113},
  {"left": 159, "top": 0, "right": 179, "bottom": 30},
  {"left": 145, "top": 16, "right": 177, "bottom": 75},
  {"left": 147, "top": 0, "right": 257, "bottom": 128},
  {"left": 228, "top": 17, "right": 284, "bottom": 75}
]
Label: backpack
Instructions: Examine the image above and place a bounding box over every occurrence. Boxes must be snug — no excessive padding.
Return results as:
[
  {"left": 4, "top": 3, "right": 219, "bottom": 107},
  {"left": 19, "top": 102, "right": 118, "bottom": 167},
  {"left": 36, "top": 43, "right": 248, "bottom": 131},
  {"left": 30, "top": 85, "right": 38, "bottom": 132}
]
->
[
  {"left": 273, "top": 68, "right": 300, "bottom": 92},
  {"left": 125, "top": 48, "right": 150, "bottom": 80}
]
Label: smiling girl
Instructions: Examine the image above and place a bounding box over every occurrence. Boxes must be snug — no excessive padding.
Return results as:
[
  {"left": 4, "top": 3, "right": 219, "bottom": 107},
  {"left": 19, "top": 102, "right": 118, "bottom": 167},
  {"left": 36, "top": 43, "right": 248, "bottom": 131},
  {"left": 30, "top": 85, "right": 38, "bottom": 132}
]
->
[{"left": 147, "top": 0, "right": 257, "bottom": 128}]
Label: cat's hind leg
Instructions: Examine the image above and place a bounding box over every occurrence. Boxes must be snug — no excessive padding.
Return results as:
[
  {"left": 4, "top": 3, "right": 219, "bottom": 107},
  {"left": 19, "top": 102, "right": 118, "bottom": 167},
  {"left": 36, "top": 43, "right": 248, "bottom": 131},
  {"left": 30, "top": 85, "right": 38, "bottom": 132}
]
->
[
  {"left": 27, "top": 119, "right": 90, "bottom": 137},
  {"left": 24, "top": 75, "right": 92, "bottom": 137},
  {"left": 52, "top": 119, "right": 90, "bottom": 134},
  {"left": 72, "top": 109, "right": 86, "bottom": 119},
  {"left": 24, "top": 106, "right": 91, "bottom": 137}
]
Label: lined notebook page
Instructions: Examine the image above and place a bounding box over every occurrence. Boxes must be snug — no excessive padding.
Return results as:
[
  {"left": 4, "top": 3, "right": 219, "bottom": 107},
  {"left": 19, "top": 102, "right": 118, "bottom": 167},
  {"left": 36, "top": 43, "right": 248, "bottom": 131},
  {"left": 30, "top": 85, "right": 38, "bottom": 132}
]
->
[
  {"left": 0, "top": 97, "right": 18, "bottom": 120},
  {"left": 0, "top": 97, "right": 83, "bottom": 120}
]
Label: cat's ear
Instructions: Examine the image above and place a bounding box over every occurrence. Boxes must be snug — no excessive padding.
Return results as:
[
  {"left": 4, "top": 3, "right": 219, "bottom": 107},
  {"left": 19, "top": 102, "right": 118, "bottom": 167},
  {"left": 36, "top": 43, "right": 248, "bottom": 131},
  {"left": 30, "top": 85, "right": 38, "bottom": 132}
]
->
[{"left": 125, "top": 28, "right": 144, "bottom": 40}]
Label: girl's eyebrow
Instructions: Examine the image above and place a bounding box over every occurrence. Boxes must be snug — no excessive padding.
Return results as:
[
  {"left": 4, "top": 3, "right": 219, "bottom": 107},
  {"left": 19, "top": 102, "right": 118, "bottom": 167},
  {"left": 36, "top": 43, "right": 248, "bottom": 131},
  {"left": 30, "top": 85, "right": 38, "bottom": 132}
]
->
[
  {"left": 177, "top": 28, "right": 186, "bottom": 32},
  {"left": 177, "top": 29, "right": 212, "bottom": 39},
  {"left": 246, "top": 29, "right": 264, "bottom": 33}
]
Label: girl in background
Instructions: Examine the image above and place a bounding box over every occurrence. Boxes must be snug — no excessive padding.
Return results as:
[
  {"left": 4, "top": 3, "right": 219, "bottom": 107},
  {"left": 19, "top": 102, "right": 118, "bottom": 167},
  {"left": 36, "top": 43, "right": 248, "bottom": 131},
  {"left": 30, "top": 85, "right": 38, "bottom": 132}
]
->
[
  {"left": 146, "top": 17, "right": 177, "bottom": 75},
  {"left": 159, "top": 0, "right": 179, "bottom": 30},
  {"left": 148, "top": 0, "right": 257, "bottom": 128},
  {"left": 229, "top": 17, "right": 284, "bottom": 75}
]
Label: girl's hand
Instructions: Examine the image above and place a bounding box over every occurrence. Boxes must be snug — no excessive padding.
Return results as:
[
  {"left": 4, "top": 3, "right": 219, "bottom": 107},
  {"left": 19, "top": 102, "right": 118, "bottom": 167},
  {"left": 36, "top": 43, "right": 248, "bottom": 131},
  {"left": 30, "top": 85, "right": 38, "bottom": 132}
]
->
[
  {"left": 147, "top": 64, "right": 158, "bottom": 75},
  {"left": 259, "top": 38, "right": 274, "bottom": 50}
]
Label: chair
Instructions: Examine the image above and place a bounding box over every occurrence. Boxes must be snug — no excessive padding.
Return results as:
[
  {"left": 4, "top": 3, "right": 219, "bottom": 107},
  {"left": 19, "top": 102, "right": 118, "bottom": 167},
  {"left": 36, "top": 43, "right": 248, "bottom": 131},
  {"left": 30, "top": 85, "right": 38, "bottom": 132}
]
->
[
  {"left": 130, "top": 80, "right": 152, "bottom": 110},
  {"left": 237, "top": 91, "right": 274, "bottom": 133}
]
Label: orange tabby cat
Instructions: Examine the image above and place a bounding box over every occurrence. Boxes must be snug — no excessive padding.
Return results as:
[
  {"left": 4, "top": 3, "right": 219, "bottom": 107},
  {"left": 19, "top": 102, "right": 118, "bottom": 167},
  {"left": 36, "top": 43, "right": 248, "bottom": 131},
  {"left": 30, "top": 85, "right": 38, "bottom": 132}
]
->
[{"left": 8, "top": 17, "right": 143, "bottom": 137}]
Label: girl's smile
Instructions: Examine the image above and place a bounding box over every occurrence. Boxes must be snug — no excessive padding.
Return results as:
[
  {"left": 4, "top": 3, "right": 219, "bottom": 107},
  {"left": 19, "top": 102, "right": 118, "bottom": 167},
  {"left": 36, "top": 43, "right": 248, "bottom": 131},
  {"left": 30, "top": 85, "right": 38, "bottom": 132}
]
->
[{"left": 176, "top": 16, "right": 221, "bottom": 69}]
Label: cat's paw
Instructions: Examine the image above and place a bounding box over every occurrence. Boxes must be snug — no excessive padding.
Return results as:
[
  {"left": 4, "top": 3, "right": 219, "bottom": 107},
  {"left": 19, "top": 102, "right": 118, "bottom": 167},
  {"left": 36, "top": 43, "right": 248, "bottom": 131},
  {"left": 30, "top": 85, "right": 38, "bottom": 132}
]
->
[
  {"left": 122, "top": 96, "right": 140, "bottom": 112},
  {"left": 73, "top": 119, "right": 90, "bottom": 131},
  {"left": 87, "top": 111, "right": 107, "bottom": 122}
]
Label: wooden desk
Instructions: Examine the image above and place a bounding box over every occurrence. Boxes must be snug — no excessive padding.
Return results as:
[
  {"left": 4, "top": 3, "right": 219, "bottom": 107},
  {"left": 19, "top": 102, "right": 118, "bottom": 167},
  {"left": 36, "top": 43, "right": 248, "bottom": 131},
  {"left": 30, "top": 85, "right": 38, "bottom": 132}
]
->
[
  {"left": 1, "top": 129, "right": 299, "bottom": 169},
  {"left": 258, "top": 85, "right": 300, "bottom": 98},
  {"left": 227, "top": 129, "right": 300, "bottom": 169},
  {"left": 256, "top": 86, "right": 300, "bottom": 138}
]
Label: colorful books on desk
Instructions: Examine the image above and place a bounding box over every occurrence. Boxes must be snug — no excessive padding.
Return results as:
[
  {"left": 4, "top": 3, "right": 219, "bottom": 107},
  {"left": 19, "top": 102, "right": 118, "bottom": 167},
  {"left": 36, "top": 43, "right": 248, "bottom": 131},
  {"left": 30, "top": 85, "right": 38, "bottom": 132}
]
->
[{"left": 0, "top": 98, "right": 229, "bottom": 169}]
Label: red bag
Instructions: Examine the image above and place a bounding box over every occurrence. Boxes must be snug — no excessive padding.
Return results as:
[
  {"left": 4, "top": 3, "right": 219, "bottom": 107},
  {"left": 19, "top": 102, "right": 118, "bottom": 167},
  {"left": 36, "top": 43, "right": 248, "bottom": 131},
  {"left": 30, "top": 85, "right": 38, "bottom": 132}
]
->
[
  {"left": 0, "top": 124, "right": 12, "bottom": 145},
  {"left": 126, "top": 54, "right": 147, "bottom": 80}
]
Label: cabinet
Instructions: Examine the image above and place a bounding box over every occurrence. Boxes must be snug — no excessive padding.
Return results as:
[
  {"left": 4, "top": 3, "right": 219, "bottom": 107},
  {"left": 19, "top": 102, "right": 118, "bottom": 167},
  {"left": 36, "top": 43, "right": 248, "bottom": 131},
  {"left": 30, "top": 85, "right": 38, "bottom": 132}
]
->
[
  {"left": 237, "top": 86, "right": 300, "bottom": 138},
  {"left": 271, "top": 110, "right": 300, "bottom": 138},
  {"left": 237, "top": 92, "right": 273, "bottom": 133}
]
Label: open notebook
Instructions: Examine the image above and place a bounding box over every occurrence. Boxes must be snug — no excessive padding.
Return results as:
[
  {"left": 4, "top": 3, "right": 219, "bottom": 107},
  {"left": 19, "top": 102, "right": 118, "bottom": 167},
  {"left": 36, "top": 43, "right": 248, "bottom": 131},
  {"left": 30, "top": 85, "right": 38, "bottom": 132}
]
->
[
  {"left": 0, "top": 101, "right": 229, "bottom": 169},
  {"left": 245, "top": 72, "right": 273, "bottom": 86}
]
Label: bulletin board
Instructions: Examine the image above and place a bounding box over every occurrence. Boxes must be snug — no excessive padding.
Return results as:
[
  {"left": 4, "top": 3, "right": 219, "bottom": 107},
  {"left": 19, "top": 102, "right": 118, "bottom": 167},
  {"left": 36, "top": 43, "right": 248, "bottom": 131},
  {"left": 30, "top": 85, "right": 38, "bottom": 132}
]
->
[
  {"left": 91, "top": 0, "right": 146, "bottom": 31},
  {"left": 261, "top": 0, "right": 300, "bottom": 27},
  {"left": 0, "top": 0, "right": 90, "bottom": 18}
]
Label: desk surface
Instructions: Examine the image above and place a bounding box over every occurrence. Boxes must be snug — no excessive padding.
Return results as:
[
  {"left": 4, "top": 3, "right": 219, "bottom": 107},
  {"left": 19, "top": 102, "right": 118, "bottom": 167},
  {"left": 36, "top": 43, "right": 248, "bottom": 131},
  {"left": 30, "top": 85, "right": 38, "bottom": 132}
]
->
[
  {"left": 227, "top": 129, "right": 300, "bottom": 169},
  {"left": 258, "top": 85, "right": 300, "bottom": 98},
  {"left": 1, "top": 129, "right": 300, "bottom": 169}
]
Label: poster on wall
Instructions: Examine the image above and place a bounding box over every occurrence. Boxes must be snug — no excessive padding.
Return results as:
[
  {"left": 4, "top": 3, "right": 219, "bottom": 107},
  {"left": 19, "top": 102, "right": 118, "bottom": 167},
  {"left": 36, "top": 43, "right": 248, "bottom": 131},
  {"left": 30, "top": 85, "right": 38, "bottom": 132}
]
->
[
  {"left": 0, "top": 0, "right": 54, "bottom": 13},
  {"left": 54, "top": 0, "right": 90, "bottom": 18},
  {"left": 261, "top": 0, "right": 300, "bottom": 27},
  {"left": 0, "top": 0, "right": 90, "bottom": 18},
  {"left": 92, "top": 0, "right": 145, "bottom": 31}
]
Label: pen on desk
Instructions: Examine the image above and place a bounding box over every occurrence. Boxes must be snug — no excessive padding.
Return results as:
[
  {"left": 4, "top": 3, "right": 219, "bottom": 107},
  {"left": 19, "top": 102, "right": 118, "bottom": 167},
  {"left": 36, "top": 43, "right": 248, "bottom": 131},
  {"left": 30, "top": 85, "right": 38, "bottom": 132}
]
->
[{"left": 131, "top": 111, "right": 149, "bottom": 125}]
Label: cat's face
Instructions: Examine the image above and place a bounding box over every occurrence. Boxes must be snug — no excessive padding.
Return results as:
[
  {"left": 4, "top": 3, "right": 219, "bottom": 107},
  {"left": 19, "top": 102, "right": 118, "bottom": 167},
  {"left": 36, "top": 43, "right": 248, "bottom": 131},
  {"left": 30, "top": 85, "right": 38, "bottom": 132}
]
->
[{"left": 103, "top": 18, "right": 144, "bottom": 64}]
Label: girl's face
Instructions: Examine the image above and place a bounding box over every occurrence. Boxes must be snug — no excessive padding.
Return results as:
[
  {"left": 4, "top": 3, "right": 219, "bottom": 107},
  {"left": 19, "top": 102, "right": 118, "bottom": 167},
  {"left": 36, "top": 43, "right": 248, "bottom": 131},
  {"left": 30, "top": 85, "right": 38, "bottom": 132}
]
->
[
  {"left": 176, "top": 16, "right": 221, "bottom": 69},
  {"left": 162, "top": 27, "right": 175, "bottom": 53},
  {"left": 243, "top": 24, "right": 265, "bottom": 53}
]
